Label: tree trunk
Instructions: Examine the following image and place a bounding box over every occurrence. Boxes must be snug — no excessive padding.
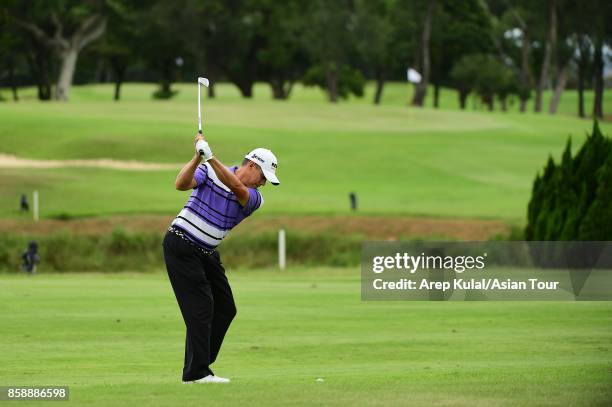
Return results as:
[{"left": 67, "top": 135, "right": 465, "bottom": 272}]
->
[
  {"left": 458, "top": 90, "right": 469, "bottom": 110},
  {"left": 8, "top": 64, "right": 19, "bottom": 101},
  {"left": 411, "top": 0, "right": 436, "bottom": 106},
  {"left": 55, "top": 48, "right": 78, "bottom": 101},
  {"left": 433, "top": 81, "right": 440, "bottom": 108},
  {"left": 110, "top": 58, "right": 126, "bottom": 101},
  {"left": 500, "top": 96, "right": 507, "bottom": 111},
  {"left": 548, "top": 63, "right": 568, "bottom": 114},
  {"left": 285, "top": 82, "right": 294, "bottom": 99},
  {"left": 236, "top": 81, "right": 253, "bottom": 98},
  {"left": 156, "top": 57, "right": 174, "bottom": 98},
  {"left": 161, "top": 80, "right": 171, "bottom": 94},
  {"left": 593, "top": 40, "right": 604, "bottom": 119},
  {"left": 114, "top": 80, "right": 122, "bottom": 101},
  {"left": 326, "top": 64, "right": 338, "bottom": 103},
  {"left": 534, "top": 0, "right": 557, "bottom": 113},
  {"left": 270, "top": 79, "right": 288, "bottom": 100},
  {"left": 26, "top": 40, "right": 52, "bottom": 101},
  {"left": 373, "top": 70, "right": 385, "bottom": 105},
  {"left": 204, "top": 66, "right": 218, "bottom": 98},
  {"left": 577, "top": 61, "right": 585, "bottom": 118},
  {"left": 16, "top": 14, "right": 107, "bottom": 101},
  {"left": 519, "top": 30, "right": 531, "bottom": 112},
  {"left": 113, "top": 67, "right": 125, "bottom": 101},
  {"left": 94, "top": 58, "right": 106, "bottom": 83}
]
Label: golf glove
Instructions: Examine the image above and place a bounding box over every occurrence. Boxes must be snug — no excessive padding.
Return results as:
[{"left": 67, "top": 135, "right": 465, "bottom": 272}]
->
[{"left": 196, "top": 140, "right": 214, "bottom": 161}]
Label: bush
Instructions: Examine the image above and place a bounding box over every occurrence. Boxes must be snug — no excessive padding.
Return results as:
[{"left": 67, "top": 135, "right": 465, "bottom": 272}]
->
[
  {"left": 525, "top": 121, "right": 612, "bottom": 241},
  {"left": 302, "top": 64, "right": 365, "bottom": 100},
  {"left": 0, "top": 228, "right": 361, "bottom": 273},
  {"left": 152, "top": 87, "right": 179, "bottom": 99}
]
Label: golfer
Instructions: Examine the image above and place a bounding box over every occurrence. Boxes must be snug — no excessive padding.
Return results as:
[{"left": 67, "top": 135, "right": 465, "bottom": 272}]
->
[{"left": 163, "top": 134, "right": 279, "bottom": 384}]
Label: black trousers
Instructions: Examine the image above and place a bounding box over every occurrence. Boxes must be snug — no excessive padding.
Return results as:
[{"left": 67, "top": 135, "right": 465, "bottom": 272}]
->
[{"left": 162, "top": 231, "right": 237, "bottom": 381}]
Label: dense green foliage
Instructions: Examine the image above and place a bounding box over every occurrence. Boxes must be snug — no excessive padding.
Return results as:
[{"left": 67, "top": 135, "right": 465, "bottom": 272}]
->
[
  {"left": 0, "top": 228, "right": 362, "bottom": 272},
  {"left": 526, "top": 121, "right": 612, "bottom": 240},
  {"left": 0, "top": 0, "right": 609, "bottom": 115}
]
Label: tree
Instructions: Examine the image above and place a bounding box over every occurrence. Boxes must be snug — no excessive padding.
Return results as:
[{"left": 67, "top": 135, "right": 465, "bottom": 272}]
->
[
  {"left": 10, "top": 0, "right": 107, "bottom": 101},
  {"left": 430, "top": 0, "right": 495, "bottom": 109},
  {"left": 565, "top": 1, "right": 595, "bottom": 118},
  {"left": 93, "top": 0, "right": 147, "bottom": 101},
  {"left": 3, "top": 0, "right": 53, "bottom": 100},
  {"left": 0, "top": 8, "right": 24, "bottom": 101},
  {"left": 526, "top": 121, "right": 612, "bottom": 241},
  {"left": 256, "top": 0, "right": 309, "bottom": 100},
  {"left": 588, "top": 0, "right": 612, "bottom": 119},
  {"left": 512, "top": 12, "right": 533, "bottom": 112},
  {"left": 579, "top": 154, "right": 612, "bottom": 240},
  {"left": 181, "top": 0, "right": 224, "bottom": 98},
  {"left": 302, "top": 0, "right": 363, "bottom": 102},
  {"left": 450, "top": 54, "right": 480, "bottom": 109},
  {"left": 451, "top": 53, "right": 514, "bottom": 111},
  {"left": 187, "top": 0, "right": 266, "bottom": 99},
  {"left": 411, "top": 0, "right": 437, "bottom": 106},
  {"left": 221, "top": 1, "right": 265, "bottom": 98},
  {"left": 548, "top": 4, "right": 574, "bottom": 114},
  {"left": 473, "top": 55, "right": 512, "bottom": 111},
  {"left": 139, "top": 0, "right": 191, "bottom": 99},
  {"left": 389, "top": 0, "right": 420, "bottom": 102},
  {"left": 574, "top": 34, "right": 592, "bottom": 118},
  {"left": 494, "top": 0, "right": 539, "bottom": 112},
  {"left": 354, "top": 0, "right": 393, "bottom": 105},
  {"left": 302, "top": 64, "right": 364, "bottom": 101},
  {"left": 534, "top": 0, "right": 556, "bottom": 113},
  {"left": 496, "top": 66, "right": 519, "bottom": 111}
]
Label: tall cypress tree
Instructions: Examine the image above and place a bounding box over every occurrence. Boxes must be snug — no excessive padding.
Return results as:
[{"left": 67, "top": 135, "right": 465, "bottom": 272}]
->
[{"left": 525, "top": 121, "right": 612, "bottom": 241}]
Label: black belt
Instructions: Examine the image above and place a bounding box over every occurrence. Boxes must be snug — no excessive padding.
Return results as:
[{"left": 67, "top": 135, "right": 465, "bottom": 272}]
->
[{"left": 168, "top": 227, "right": 217, "bottom": 255}]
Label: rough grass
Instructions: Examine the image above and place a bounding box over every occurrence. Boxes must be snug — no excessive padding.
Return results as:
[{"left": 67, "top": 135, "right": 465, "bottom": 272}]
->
[
  {"left": 0, "top": 228, "right": 363, "bottom": 271},
  {"left": 0, "top": 270, "right": 610, "bottom": 406},
  {"left": 0, "top": 83, "right": 610, "bottom": 222}
]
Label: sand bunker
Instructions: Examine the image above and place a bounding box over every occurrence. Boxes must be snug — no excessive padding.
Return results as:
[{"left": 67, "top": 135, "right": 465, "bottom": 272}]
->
[{"left": 0, "top": 153, "right": 181, "bottom": 171}]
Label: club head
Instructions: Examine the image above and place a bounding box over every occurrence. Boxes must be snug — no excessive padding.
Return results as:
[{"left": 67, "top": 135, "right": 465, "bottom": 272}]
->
[{"left": 198, "top": 77, "right": 210, "bottom": 87}]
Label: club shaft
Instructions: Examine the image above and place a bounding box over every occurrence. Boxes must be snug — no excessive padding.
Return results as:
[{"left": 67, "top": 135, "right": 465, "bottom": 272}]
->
[{"left": 198, "top": 83, "right": 202, "bottom": 133}]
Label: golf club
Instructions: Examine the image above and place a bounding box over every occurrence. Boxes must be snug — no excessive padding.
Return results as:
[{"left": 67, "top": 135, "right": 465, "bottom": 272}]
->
[{"left": 197, "top": 77, "right": 210, "bottom": 155}]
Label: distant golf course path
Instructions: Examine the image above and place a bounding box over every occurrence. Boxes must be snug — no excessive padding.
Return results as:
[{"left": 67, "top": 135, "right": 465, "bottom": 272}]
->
[{"left": 0, "top": 153, "right": 181, "bottom": 171}]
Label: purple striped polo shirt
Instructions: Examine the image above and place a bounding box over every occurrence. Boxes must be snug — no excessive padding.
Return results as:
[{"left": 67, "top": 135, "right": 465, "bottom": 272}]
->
[{"left": 171, "top": 163, "right": 263, "bottom": 250}]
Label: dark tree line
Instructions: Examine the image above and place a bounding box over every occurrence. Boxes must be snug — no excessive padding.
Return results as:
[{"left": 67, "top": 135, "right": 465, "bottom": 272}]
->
[{"left": 0, "top": 0, "right": 609, "bottom": 117}]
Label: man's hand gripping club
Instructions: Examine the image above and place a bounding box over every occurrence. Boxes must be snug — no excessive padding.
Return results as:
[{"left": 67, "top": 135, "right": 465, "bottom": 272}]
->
[{"left": 195, "top": 134, "right": 214, "bottom": 161}]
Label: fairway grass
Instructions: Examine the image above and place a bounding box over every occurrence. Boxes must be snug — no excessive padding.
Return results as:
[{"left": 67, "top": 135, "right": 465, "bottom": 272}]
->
[
  {"left": 1, "top": 83, "right": 610, "bottom": 222},
  {"left": 1, "top": 270, "right": 610, "bottom": 406}
]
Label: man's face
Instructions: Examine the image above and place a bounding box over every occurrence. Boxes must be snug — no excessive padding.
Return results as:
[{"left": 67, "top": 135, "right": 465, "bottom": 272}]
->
[{"left": 242, "top": 161, "right": 267, "bottom": 188}]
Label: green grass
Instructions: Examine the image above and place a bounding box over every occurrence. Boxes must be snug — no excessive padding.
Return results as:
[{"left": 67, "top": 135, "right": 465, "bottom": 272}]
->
[
  {"left": 0, "top": 83, "right": 610, "bottom": 222},
  {"left": 0, "top": 270, "right": 610, "bottom": 406}
]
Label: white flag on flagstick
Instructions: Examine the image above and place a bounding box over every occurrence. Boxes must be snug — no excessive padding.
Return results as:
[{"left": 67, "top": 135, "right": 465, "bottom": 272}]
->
[{"left": 407, "top": 68, "right": 422, "bottom": 84}]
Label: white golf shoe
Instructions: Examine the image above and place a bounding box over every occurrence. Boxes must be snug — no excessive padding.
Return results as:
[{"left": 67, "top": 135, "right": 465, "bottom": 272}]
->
[{"left": 183, "top": 375, "right": 230, "bottom": 384}]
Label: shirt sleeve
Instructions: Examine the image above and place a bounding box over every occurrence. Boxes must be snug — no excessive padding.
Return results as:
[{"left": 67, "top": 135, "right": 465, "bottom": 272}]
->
[
  {"left": 242, "top": 188, "right": 264, "bottom": 216},
  {"left": 193, "top": 164, "right": 209, "bottom": 189}
]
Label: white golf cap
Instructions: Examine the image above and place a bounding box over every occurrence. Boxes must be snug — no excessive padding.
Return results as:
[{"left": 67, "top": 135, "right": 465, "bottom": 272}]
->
[{"left": 245, "top": 148, "right": 280, "bottom": 185}]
